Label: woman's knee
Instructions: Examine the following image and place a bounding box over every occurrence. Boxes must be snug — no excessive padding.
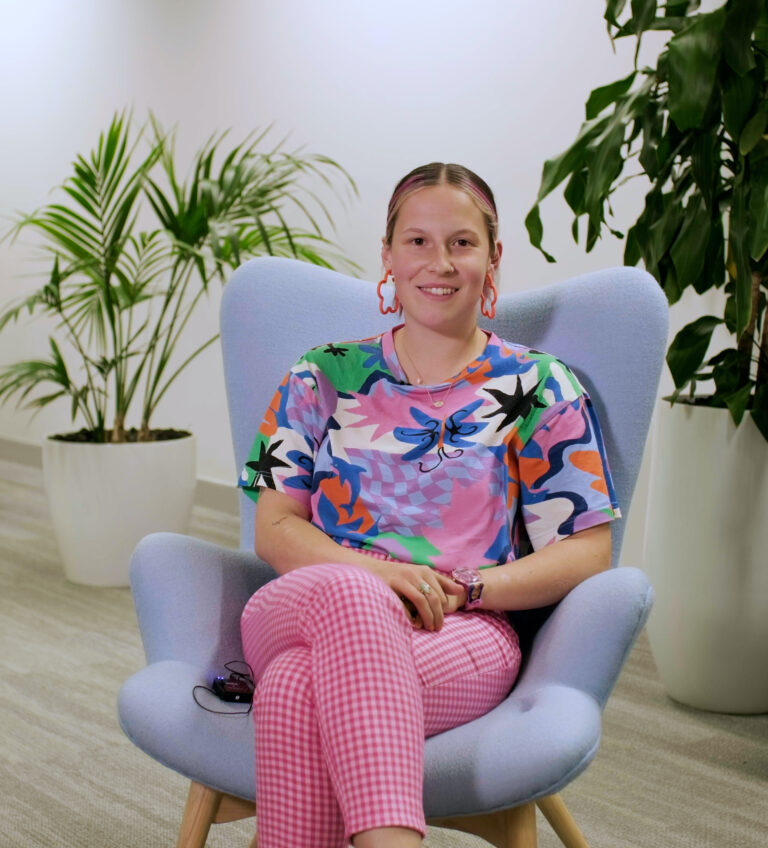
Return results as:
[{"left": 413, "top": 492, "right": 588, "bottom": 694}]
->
[
  {"left": 314, "top": 564, "right": 404, "bottom": 620},
  {"left": 257, "top": 646, "right": 312, "bottom": 708},
  {"left": 242, "top": 562, "right": 403, "bottom": 639},
  {"left": 243, "top": 563, "right": 352, "bottom": 620}
]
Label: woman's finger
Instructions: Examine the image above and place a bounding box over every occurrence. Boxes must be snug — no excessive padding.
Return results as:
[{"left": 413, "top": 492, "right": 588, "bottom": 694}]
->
[
  {"left": 397, "top": 578, "right": 435, "bottom": 631},
  {"left": 413, "top": 577, "right": 445, "bottom": 631},
  {"left": 435, "top": 572, "right": 464, "bottom": 598},
  {"left": 392, "top": 565, "right": 450, "bottom": 630},
  {"left": 407, "top": 566, "right": 445, "bottom": 604}
]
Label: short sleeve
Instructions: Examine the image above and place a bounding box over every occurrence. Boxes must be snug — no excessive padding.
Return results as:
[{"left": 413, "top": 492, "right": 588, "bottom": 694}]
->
[
  {"left": 517, "top": 387, "right": 620, "bottom": 551},
  {"left": 237, "top": 358, "right": 326, "bottom": 508}
]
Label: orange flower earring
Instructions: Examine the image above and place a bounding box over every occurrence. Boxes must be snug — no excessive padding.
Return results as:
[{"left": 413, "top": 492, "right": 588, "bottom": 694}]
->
[
  {"left": 377, "top": 272, "right": 400, "bottom": 315},
  {"left": 481, "top": 273, "right": 498, "bottom": 319}
]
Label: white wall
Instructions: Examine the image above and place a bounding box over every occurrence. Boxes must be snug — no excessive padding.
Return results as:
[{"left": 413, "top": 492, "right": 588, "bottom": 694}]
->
[{"left": 0, "top": 0, "right": 683, "bottom": 561}]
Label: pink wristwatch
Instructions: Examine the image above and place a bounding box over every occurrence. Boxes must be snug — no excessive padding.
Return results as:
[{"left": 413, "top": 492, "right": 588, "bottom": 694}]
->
[{"left": 451, "top": 568, "right": 484, "bottom": 609}]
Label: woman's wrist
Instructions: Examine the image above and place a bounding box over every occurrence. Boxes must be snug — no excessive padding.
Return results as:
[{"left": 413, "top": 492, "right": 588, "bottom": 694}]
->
[
  {"left": 450, "top": 568, "right": 484, "bottom": 609},
  {"left": 452, "top": 585, "right": 469, "bottom": 611}
]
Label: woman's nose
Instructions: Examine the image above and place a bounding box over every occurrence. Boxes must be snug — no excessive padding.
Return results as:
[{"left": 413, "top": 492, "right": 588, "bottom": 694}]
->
[{"left": 427, "top": 246, "right": 454, "bottom": 273}]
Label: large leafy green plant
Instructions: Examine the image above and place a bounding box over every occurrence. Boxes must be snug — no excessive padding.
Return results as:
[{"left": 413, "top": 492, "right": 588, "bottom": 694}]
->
[
  {"left": 0, "top": 112, "right": 356, "bottom": 442},
  {"left": 526, "top": 0, "right": 768, "bottom": 441}
]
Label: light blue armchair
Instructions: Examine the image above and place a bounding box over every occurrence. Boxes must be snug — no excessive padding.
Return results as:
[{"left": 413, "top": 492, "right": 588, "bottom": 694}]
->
[{"left": 118, "top": 257, "right": 667, "bottom": 848}]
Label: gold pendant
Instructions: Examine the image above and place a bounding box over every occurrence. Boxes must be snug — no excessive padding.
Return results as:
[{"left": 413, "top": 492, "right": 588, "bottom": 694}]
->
[{"left": 433, "top": 400, "right": 444, "bottom": 408}]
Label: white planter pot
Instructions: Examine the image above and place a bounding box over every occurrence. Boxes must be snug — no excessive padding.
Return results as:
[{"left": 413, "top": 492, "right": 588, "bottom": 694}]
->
[
  {"left": 644, "top": 403, "right": 768, "bottom": 714},
  {"left": 42, "top": 434, "right": 196, "bottom": 587}
]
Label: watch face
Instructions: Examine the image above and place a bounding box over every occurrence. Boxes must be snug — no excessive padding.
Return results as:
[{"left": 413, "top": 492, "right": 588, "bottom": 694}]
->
[
  {"left": 452, "top": 569, "right": 484, "bottom": 608},
  {"left": 453, "top": 568, "right": 480, "bottom": 584},
  {"left": 453, "top": 568, "right": 480, "bottom": 583}
]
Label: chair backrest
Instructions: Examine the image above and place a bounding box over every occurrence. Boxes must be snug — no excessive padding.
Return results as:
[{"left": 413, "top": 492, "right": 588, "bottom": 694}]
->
[{"left": 221, "top": 257, "right": 668, "bottom": 561}]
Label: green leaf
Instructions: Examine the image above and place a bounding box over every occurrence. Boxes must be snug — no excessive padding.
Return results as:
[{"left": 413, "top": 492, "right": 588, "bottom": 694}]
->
[
  {"left": 724, "top": 383, "right": 753, "bottom": 426},
  {"left": 585, "top": 72, "right": 636, "bottom": 120},
  {"left": 631, "top": 0, "right": 658, "bottom": 36},
  {"left": 724, "top": 288, "right": 738, "bottom": 334},
  {"left": 584, "top": 121, "right": 627, "bottom": 225},
  {"left": 536, "top": 116, "right": 610, "bottom": 201},
  {"left": 721, "top": 67, "right": 758, "bottom": 140},
  {"left": 638, "top": 99, "right": 664, "bottom": 178},
  {"left": 624, "top": 221, "right": 643, "bottom": 265},
  {"left": 749, "top": 159, "right": 768, "bottom": 261},
  {"left": 691, "top": 127, "right": 720, "bottom": 212},
  {"left": 605, "top": 0, "right": 629, "bottom": 28},
  {"left": 667, "top": 315, "right": 723, "bottom": 388},
  {"left": 646, "top": 192, "right": 686, "bottom": 286},
  {"left": 585, "top": 216, "right": 601, "bottom": 253},
  {"left": 524, "top": 205, "right": 556, "bottom": 262},
  {"left": 661, "top": 260, "right": 682, "bottom": 304},
  {"left": 625, "top": 188, "right": 663, "bottom": 275},
  {"left": 722, "top": 0, "right": 761, "bottom": 76},
  {"left": 729, "top": 172, "right": 753, "bottom": 338},
  {"left": 667, "top": 9, "right": 726, "bottom": 131},
  {"left": 61, "top": 185, "right": 100, "bottom": 219},
  {"left": 665, "top": 1, "right": 700, "bottom": 16},
  {"left": 670, "top": 193, "right": 710, "bottom": 288},
  {"left": 71, "top": 386, "right": 88, "bottom": 422},
  {"left": 564, "top": 170, "right": 587, "bottom": 216},
  {"left": 739, "top": 110, "right": 768, "bottom": 156},
  {"left": 710, "top": 347, "right": 744, "bottom": 396},
  {"left": 695, "top": 215, "right": 725, "bottom": 294},
  {"left": 751, "top": 382, "right": 768, "bottom": 442},
  {"left": 647, "top": 16, "right": 689, "bottom": 34},
  {"left": 756, "top": 9, "right": 768, "bottom": 57}
]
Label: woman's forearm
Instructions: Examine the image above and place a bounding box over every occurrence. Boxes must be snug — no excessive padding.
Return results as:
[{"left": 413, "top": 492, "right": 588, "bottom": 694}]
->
[
  {"left": 254, "top": 488, "right": 466, "bottom": 631},
  {"left": 256, "top": 489, "right": 612, "bottom": 613},
  {"left": 480, "top": 523, "right": 612, "bottom": 611},
  {"left": 256, "top": 502, "right": 379, "bottom": 575}
]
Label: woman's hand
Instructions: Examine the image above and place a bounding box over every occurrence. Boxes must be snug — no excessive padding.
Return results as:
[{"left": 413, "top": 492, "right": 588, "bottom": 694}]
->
[
  {"left": 442, "top": 584, "right": 468, "bottom": 616},
  {"left": 361, "top": 560, "right": 465, "bottom": 631},
  {"left": 256, "top": 489, "right": 466, "bottom": 630}
]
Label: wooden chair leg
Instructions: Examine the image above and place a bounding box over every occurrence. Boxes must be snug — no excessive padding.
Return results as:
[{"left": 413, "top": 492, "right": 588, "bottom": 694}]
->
[
  {"left": 176, "top": 781, "right": 257, "bottom": 848},
  {"left": 177, "top": 782, "right": 222, "bottom": 848},
  {"left": 429, "top": 803, "right": 537, "bottom": 848},
  {"left": 536, "top": 794, "right": 590, "bottom": 848}
]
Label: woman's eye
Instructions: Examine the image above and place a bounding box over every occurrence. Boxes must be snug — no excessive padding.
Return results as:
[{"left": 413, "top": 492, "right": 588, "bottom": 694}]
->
[
  {"left": 411, "top": 237, "right": 425, "bottom": 246},
  {"left": 455, "top": 238, "right": 471, "bottom": 247}
]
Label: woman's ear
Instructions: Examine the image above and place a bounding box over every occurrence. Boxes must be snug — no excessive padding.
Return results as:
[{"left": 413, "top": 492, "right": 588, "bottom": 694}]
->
[
  {"left": 381, "top": 239, "right": 391, "bottom": 270},
  {"left": 491, "top": 240, "right": 503, "bottom": 270}
]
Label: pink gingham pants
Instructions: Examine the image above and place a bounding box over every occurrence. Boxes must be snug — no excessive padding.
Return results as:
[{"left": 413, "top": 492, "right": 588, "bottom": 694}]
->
[{"left": 240, "top": 563, "right": 521, "bottom": 847}]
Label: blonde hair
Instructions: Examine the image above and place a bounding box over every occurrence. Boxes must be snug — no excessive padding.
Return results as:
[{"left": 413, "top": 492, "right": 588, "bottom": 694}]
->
[{"left": 384, "top": 163, "right": 499, "bottom": 261}]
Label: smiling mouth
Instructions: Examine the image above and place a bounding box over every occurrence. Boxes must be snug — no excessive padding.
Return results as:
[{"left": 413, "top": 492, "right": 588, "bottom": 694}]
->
[{"left": 418, "top": 286, "right": 458, "bottom": 296}]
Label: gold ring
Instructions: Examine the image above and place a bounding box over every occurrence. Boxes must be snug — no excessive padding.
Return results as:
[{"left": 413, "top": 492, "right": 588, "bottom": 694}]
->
[{"left": 417, "top": 582, "right": 432, "bottom": 595}]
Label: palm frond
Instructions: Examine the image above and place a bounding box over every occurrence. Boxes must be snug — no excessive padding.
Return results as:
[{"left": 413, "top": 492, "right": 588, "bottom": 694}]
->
[{"left": 2, "top": 113, "right": 357, "bottom": 436}]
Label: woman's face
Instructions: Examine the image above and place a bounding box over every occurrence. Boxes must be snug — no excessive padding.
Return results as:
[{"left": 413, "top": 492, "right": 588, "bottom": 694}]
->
[{"left": 381, "top": 183, "right": 501, "bottom": 334}]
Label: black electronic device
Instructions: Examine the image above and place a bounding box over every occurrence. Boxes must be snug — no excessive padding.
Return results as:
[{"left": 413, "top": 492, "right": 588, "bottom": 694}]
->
[{"left": 212, "top": 673, "right": 254, "bottom": 703}]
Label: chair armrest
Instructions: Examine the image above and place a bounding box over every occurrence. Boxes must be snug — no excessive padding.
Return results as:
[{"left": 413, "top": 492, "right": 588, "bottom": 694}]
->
[
  {"left": 513, "top": 566, "right": 653, "bottom": 708},
  {"left": 424, "top": 682, "right": 603, "bottom": 815},
  {"left": 118, "top": 659, "right": 257, "bottom": 800},
  {"left": 130, "top": 532, "right": 277, "bottom": 669}
]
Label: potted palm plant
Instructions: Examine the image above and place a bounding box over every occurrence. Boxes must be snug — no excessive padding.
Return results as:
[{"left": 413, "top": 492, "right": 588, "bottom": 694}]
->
[
  {"left": 0, "top": 111, "right": 356, "bottom": 586},
  {"left": 525, "top": 0, "right": 768, "bottom": 712}
]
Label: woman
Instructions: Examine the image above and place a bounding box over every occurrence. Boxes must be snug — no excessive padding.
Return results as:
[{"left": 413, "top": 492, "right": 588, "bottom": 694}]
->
[{"left": 238, "top": 163, "right": 620, "bottom": 848}]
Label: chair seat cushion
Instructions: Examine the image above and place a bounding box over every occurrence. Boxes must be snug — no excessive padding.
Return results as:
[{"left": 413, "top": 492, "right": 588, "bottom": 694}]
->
[
  {"left": 119, "top": 661, "right": 601, "bottom": 813},
  {"left": 423, "top": 684, "right": 601, "bottom": 816},
  {"left": 119, "top": 661, "right": 256, "bottom": 800}
]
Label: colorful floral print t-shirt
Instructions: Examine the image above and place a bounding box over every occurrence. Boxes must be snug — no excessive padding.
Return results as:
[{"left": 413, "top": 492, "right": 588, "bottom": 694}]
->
[{"left": 239, "top": 327, "right": 621, "bottom": 574}]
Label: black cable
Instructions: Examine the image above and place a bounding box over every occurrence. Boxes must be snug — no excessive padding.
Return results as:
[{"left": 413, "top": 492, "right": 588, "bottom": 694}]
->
[{"left": 192, "top": 660, "right": 255, "bottom": 716}]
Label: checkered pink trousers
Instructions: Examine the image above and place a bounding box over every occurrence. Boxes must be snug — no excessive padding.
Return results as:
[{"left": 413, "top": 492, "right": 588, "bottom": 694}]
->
[{"left": 240, "top": 563, "right": 521, "bottom": 847}]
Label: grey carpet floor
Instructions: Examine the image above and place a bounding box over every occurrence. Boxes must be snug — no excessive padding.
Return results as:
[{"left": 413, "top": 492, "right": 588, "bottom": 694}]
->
[{"left": 0, "top": 457, "right": 766, "bottom": 847}]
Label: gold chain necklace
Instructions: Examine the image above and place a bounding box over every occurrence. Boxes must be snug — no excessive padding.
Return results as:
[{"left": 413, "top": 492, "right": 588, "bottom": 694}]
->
[{"left": 398, "top": 340, "right": 456, "bottom": 409}]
